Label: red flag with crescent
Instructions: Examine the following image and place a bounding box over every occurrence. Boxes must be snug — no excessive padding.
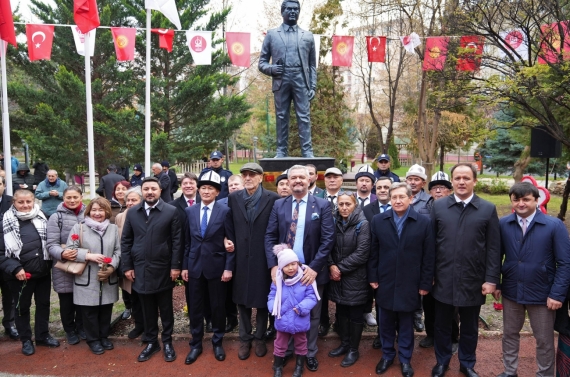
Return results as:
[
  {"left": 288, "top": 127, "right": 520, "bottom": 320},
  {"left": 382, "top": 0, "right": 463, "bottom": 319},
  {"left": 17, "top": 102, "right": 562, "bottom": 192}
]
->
[
  {"left": 538, "top": 21, "right": 570, "bottom": 64},
  {"left": 151, "top": 29, "right": 174, "bottom": 52},
  {"left": 456, "top": 35, "right": 484, "bottom": 71},
  {"left": 0, "top": 0, "right": 17, "bottom": 47},
  {"left": 74, "top": 0, "right": 100, "bottom": 34},
  {"left": 226, "top": 32, "right": 250, "bottom": 67},
  {"left": 332, "top": 35, "right": 354, "bottom": 67},
  {"left": 366, "top": 36, "right": 386, "bottom": 63},
  {"left": 26, "top": 24, "right": 55, "bottom": 61},
  {"left": 422, "top": 37, "right": 449, "bottom": 71},
  {"left": 111, "top": 27, "right": 136, "bottom": 61}
]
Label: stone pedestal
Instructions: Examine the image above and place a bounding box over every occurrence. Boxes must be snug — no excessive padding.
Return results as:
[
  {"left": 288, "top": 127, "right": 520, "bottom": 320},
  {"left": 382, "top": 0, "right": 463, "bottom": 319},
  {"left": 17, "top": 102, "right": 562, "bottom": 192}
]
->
[{"left": 259, "top": 157, "right": 335, "bottom": 191}]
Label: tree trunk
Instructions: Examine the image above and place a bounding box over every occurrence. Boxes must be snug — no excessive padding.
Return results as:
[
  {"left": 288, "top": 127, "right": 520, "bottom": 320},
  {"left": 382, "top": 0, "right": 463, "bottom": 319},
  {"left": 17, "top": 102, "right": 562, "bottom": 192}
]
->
[
  {"left": 557, "top": 177, "right": 570, "bottom": 221},
  {"left": 512, "top": 146, "right": 532, "bottom": 183},
  {"left": 439, "top": 144, "right": 445, "bottom": 172}
]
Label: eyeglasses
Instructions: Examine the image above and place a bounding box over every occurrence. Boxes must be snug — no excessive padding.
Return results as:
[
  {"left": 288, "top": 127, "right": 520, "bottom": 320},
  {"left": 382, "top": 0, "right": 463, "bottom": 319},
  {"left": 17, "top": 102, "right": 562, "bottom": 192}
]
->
[
  {"left": 337, "top": 190, "right": 354, "bottom": 196},
  {"left": 431, "top": 185, "right": 449, "bottom": 191}
]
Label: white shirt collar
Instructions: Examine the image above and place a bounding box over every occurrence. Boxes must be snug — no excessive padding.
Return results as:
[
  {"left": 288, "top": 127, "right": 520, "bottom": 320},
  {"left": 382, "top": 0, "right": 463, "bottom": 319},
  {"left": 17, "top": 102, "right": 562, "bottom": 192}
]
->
[
  {"left": 454, "top": 193, "right": 474, "bottom": 205},
  {"left": 201, "top": 201, "right": 214, "bottom": 211},
  {"left": 516, "top": 208, "right": 537, "bottom": 225}
]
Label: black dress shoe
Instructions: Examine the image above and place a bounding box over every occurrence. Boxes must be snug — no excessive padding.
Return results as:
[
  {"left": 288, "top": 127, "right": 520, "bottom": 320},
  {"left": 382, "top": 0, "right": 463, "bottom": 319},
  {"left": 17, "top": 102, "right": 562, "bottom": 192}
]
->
[
  {"left": 214, "top": 345, "right": 226, "bottom": 361},
  {"left": 205, "top": 321, "right": 213, "bottom": 333},
  {"left": 101, "top": 338, "right": 114, "bottom": 350},
  {"left": 264, "top": 325, "right": 276, "bottom": 340},
  {"left": 5, "top": 326, "right": 19, "bottom": 340},
  {"left": 413, "top": 318, "right": 425, "bottom": 332},
  {"left": 36, "top": 334, "right": 60, "bottom": 348},
  {"left": 66, "top": 331, "right": 80, "bottom": 345},
  {"left": 163, "top": 343, "right": 176, "bottom": 362},
  {"left": 306, "top": 356, "right": 319, "bottom": 372},
  {"left": 121, "top": 309, "right": 132, "bottom": 320},
  {"left": 185, "top": 348, "right": 202, "bottom": 364},
  {"left": 138, "top": 342, "right": 161, "bottom": 362},
  {"left": 21, "top": 340, "right": 35, "bottom": 356},
  {"left": 376, "top": 358, "right": 394, "bottom": 374},
  {"left": 128, "top": 327, "right": 144, "bottom": 339},
  {"left": 432, "top": 363, "right": 449, "bottom": 377},
  {"left": 77, "top": 328, "right": 87, "bottom": 340},
  {"left": 401, "top": 363, "right": 414, "bottom": 377},
  {"left": 89, "top": 341, "right": 105, "bottom": 355},
  {"left": 372, "top": 336, "right": 382, "bottom": 349},
  {"left": 318, "top": 324, "right": 330, "bottom": 337},
  {"left": 459, "top": 366, "right": 480, "bottom": 377},
  {"left": 225, "top": 319, "right": 238, "bottom": 333},
  {"left": 496, "top": 373, "right": 518, "bottom": 377}
]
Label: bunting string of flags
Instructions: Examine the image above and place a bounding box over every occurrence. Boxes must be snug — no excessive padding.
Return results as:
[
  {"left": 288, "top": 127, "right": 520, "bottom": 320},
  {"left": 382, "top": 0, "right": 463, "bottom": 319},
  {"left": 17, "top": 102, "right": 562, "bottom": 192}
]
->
[{"left": 5, "top": 20, "right": 570, "bottom": 70}]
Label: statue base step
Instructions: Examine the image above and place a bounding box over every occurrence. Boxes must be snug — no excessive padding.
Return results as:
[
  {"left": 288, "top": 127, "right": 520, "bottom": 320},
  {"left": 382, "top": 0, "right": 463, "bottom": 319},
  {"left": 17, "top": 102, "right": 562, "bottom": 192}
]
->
[{"left": 259, "top": 157, "right": 336, "bottom": 192}]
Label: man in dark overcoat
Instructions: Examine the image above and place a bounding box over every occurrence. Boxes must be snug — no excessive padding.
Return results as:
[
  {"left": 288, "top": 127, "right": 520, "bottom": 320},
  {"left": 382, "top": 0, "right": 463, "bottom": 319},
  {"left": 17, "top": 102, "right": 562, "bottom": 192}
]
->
[
  {"left": 121, "top": 177, "right": 182, "bottom": 363},
  {"left": 227, "top": 163, "right": 280, "bottom": 360},
  {"left": 368, "top": 182, "right": 435, "bottom": 377},
  {"left": 430, "top": 163, "right": 501, "bottom": 377}
]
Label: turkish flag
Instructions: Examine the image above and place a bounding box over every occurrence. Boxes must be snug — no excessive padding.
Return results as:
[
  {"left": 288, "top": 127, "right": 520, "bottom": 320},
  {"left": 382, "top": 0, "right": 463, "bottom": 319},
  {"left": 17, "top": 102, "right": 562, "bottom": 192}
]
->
[
  {"left": 422, "top": 37, "right": 449, "bottom": 71},
  {"left": 111, "top": 27, "right": 136, "bottom": 61},
  {"left": 26, "top": 25, "right": 55, "bottom": 61},
  {"left": 152, "top": 29, "right": 174, "bottom": 52},
  {"left": 74, "top": 0, "right": 100, "bottom": 34},
  {"left": 332, "top": 36, "right": 354, "bottom": 67},
  {"left": 0, "top": 0, "right": 16, "bottom": 47},
  {"left": 456, "top": 35, "right": 484, "bottom": 71},
  {"left": 538, "top": 22, "right": 570, "bottom": 64},
  {"left": 366, "top": 36, "right": 386, "bottom": 63},
  {"left": 226, "top": 32, "right": 250, "bottom": 67}
]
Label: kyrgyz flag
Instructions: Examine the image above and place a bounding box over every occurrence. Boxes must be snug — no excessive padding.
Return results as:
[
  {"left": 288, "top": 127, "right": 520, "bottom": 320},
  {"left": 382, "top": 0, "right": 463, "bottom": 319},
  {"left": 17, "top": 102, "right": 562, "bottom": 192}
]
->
[
  {"left": 422, "top": 37, "right": 449, "bottom": 71},
  {"left": 332, "top": 36, "right": 354, "bottom": 67},
  {"left": 366, "top": 36, "right": 386, "bottom": 63},
  {"left": 0, "top": 0, "right": 17, "bottom": 47},
  {"left": 26, "top": 24, "right": 55, "bottom": 61},
  {"left": 456, "top": 35, "right": 484, "bottom": 71},
  {"left": 538, "top": 22, "right": 570, "bottom": 64},
  {"left": 74, "top": 0, "right": 100, "bottom": 34},
  {"left": 151, "top": 29, "right": 174, "bottom": 52},
  {"left": 111, "top": 27, "right": 136, "bottom": 61},
  {"left": 226, "top": 32, "right": 250, "bottom": 67}
]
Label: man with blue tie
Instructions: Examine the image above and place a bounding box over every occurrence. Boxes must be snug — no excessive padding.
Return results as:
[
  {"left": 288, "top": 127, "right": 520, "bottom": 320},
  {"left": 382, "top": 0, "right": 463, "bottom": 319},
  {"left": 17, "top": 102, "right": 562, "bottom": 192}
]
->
[
  {"left": 181, "top": 171, "right": 235, "bottom": 365},
  {"left": 265, "top": 164, "right": 335, "bottom": 372}
]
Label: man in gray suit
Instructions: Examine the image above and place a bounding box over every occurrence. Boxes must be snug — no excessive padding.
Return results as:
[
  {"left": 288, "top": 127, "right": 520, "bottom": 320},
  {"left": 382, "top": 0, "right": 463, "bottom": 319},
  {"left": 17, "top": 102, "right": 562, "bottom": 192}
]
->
[{"left": 259, "top": 0, "right": 317, "bottom": 158}]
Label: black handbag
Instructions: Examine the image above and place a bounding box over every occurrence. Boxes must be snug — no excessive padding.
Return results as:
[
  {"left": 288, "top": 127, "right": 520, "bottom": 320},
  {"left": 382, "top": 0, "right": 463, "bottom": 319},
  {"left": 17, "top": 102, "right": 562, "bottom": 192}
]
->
[{"left": 554, "top": 300, "right": 570, "bottom": 336}]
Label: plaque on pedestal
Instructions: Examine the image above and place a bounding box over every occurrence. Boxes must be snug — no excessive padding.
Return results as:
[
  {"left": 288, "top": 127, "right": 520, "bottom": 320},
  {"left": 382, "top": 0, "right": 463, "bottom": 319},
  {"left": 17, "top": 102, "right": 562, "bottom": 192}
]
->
[{"left": 259, "top": 157, "right": 335, "bottom": 192}]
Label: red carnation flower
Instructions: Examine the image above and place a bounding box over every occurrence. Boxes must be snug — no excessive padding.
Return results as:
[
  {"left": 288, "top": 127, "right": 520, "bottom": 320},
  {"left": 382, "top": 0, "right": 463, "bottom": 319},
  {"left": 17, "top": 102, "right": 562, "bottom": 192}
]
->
[
  {"left": 103, "top": 257, "right": 112, "bottom": 264},
  {"left": 71, "top": 234, "right": 79, "bottom": 241},
  {"left": 25, "top": 272, "right": 32, "bottom": 280},
  {"left": 493, "top": 302, "right": 503, "bottom": 311}
]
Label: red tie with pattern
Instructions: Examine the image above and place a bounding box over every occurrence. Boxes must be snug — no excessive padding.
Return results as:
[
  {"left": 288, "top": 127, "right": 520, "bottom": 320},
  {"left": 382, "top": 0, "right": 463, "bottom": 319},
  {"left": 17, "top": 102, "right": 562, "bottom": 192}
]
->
[{"left": 188, "top": 199, "right": 194, "bottom": 206}]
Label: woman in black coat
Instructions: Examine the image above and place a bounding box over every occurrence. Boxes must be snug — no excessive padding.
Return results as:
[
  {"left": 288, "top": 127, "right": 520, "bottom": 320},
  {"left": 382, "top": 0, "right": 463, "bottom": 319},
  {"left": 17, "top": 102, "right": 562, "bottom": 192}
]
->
[{"left": 327, "top": 192, "right": 370, "bottom": 368}]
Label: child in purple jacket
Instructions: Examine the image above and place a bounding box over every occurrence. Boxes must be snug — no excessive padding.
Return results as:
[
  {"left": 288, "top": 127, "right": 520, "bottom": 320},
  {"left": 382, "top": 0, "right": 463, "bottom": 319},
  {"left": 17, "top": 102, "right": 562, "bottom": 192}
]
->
[{"left": 268, "top": 245, "right": 319, "bottom": 377}]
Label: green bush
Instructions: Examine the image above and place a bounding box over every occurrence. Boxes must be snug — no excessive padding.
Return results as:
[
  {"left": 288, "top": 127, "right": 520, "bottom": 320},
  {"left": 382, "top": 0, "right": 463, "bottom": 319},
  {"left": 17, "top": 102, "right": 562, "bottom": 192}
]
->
[{"left": 474, "top": 179, "right": 509, "bottom": 195}]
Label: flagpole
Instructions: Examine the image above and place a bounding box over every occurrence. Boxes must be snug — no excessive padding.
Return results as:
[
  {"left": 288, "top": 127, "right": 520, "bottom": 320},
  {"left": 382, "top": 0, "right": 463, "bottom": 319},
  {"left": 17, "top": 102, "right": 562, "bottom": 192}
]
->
[
  {"left": 145, "top": 10, "right": 151, "bottom": 177},
  {"left": 84, "top": 32, "right": 96, "bottom": 199},
  {"left": 1, "top": 40, "right": 13, "bottom": 195}
]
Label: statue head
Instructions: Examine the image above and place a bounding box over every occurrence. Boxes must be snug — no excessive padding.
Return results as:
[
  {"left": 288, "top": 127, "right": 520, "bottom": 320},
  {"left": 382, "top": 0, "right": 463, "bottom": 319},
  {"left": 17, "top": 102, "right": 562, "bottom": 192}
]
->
[{"left": 281, "top": 0, "right": 300, "bottom": 26}]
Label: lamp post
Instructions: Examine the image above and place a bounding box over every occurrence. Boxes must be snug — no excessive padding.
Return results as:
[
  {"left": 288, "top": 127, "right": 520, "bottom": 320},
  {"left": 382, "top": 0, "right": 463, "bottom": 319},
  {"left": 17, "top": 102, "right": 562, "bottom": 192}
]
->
[{"left": 253, "top": 136, "right": 258, "bottom": 163}]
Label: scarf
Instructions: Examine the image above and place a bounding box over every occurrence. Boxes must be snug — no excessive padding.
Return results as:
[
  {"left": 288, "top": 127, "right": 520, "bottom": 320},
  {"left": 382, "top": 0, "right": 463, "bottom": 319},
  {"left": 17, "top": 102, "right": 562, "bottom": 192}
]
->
[
  {"left": 3, "top": 204, "right": 48, "bottom": 260},
  {"left": 84, "top": 216, "right": 110, "bottom": 236},
  {"left": 393, "top": 207, "right": 410, "bottom": 238},
  {"left": 272, "top": 264, "right": 320, "bottom": 319},
  {"left": 63, "top": 203, "right": 84, "bottom": 216},
  {"left": 242, "top": 185, "right": 262, "bottom": 224},
  {"left": 44, "top": 177, "right": 61, "bottom": 188}
]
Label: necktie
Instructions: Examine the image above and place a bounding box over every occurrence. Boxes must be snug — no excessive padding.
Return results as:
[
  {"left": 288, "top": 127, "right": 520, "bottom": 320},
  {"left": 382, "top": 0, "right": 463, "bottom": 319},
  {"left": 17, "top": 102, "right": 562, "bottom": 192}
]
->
[
  {"left": 358, "top": 197, "right": 366, "bottom": 207},
  {"left": 328, "top": 195, "right": 336, "bottom": 204},
  {"left": 188, "top": 199, "right": 194, "bottom": 206},
  {"left": 286, "top": 200, "right": 300, "bottom": 248},
  {"left": 521, "top": 218, "right": 527, "bottom": 236},
  {"left": 380, "top": 204, "right": 390, "bottom": 213},
  {"left": 201, "top": 207, "right": 209, "bottom": 238},
  {"left": 459, "top": 201, "right": 466, "bottom": 211}
]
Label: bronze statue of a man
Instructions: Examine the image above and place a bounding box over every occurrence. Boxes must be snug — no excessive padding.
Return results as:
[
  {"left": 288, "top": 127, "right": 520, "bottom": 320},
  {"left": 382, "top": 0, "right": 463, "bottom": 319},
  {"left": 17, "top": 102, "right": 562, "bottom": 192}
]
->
[{"left": 259, "top": 0, "right": 317, "bottom": 158}]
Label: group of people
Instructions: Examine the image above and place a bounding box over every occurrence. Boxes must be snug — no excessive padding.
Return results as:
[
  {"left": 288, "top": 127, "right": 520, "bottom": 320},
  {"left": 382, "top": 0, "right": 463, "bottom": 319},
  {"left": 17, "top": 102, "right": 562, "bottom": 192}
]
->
[{"left": 0, "top": 151, "right": 569, "bottom": 377}]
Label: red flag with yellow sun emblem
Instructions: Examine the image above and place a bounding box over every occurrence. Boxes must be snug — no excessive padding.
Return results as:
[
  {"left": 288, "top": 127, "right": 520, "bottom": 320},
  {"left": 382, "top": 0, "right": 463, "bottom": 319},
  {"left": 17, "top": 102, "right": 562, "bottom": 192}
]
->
[
  {"left": 538, "top": 22, "right": 570, "bottom": 64},
  {"left": 332, "top": 36, "right": 354, "bottom": 67},
  {"left": 422, "top": 37, "right": 449, "bottom": 71},
  {"left": 111, "top": 27, "right": 136, "bottom": 61},
  {"left": 226, "top": 32, "right": 250, "bottom": 67}
]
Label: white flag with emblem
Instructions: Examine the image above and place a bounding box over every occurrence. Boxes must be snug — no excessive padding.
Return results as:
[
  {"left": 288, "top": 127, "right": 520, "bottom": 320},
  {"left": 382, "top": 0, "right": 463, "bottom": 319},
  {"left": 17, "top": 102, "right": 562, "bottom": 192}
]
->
[
  {"left": 146, "top": 0, "right": 182, "bottom": 30},
  {"left": 186, "top": 31, "right": 212, "bottom": 65},
  {"left": 71, "top": 26, "right": 96, "bottom": 56}
]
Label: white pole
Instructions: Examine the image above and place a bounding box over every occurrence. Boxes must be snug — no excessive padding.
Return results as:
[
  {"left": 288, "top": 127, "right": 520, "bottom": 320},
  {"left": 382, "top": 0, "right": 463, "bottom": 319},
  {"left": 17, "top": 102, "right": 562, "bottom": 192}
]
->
[
  {"left": 1, "top": 40, "right": 13, "bottom": 195},
  {"left": 145, "top": 10, "right": 151, "bottom": 177},
  {"left": 85, "top": 32, "right": 96, "bottom": 199}
]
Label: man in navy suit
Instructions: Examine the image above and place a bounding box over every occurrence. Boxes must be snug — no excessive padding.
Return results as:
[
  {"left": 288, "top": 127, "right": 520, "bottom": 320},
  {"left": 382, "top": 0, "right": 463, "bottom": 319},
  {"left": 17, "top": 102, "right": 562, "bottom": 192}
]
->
[
  {"left": 181, "top": 171, "right": 235, "bottom": 365},
  {"left": 265, "top": 164, "right": 335, "bottom": 372}
]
